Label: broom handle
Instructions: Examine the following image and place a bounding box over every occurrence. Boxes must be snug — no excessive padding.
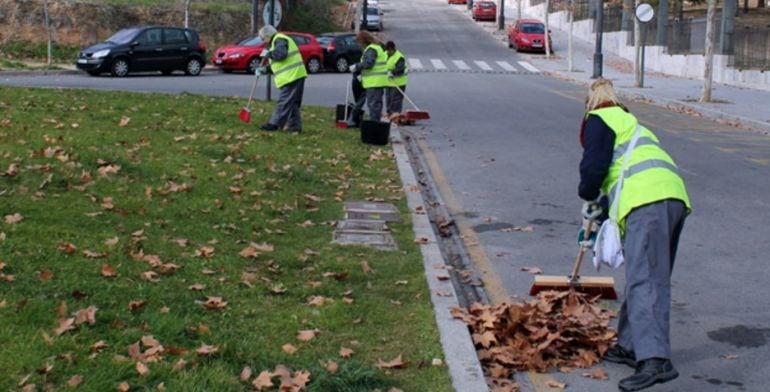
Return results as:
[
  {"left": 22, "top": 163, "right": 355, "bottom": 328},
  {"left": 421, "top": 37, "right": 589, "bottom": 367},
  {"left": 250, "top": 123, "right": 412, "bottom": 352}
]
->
[
  {"left": 393, "top": 84, "right": 421, "bottom": 111},
  {"left": 344, "top": 79, "right": 351, "bottom": 120},
  {"left": 569, "top": 219, "right": 594, "bottom": 282},
  {"left": 246, "top": 57, "right": 269, "bottom": 108}
]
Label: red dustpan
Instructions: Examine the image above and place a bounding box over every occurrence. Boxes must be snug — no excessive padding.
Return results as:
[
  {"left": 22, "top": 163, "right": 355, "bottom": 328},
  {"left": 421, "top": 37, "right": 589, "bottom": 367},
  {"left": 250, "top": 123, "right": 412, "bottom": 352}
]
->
[
  {"left": 239, "top": 70, "right": 261, "bottom": 123},
  {"left": 395, "top": 85, "right": 430, "bottom": 120}
]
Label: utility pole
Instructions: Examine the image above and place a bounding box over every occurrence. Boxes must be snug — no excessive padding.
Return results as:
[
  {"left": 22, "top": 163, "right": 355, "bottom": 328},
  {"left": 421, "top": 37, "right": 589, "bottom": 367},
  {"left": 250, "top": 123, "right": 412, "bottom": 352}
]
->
[
  {"left": 362, "top": 0, "right": 368, "bottom": 31},
  {"left": 499, "top": 0, "right": 506, "bottom": 31},
  {"left": 43, "top": 0, "right": 53, "bottom": 66},
  {"left": 592, "top": 0, "right": 604, "bottom": 78},
  {"left": 701, "top": 0, "right": 717, "bottom": 102},
  {"left": 251, "top": 0, "right": 259, "bottom": 35}
]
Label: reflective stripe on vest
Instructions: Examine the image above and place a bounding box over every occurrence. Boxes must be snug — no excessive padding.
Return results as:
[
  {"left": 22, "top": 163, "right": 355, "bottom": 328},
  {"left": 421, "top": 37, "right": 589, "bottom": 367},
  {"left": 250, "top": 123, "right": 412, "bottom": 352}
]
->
[
  {"left": 590, "top": 106, "right": 691, "bottom": 232},
  {"left": 361, "top": 44, "right": 390, "bottom": 88},
  {"left": 270, "top": 34, "right": 307, "bottom": 89},
  {"left": 387, "top": 50, "right": 408, "bottom": 87}
]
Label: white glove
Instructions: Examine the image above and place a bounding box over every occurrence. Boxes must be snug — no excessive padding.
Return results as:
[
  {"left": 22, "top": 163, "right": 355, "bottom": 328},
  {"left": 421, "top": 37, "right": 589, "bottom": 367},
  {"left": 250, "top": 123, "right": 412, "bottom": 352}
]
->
[
  {"left": 254, "top": 67, "right": 262, "bottom": 76},
  {"left": 581, "top": 199, "right": 603, "bottom": 220},
  {"left": 260, "top": 49, "right": 270, "bottom": 58},
  {"left": 356, "top": 75, "right": 363, "bottom": 82},
  {"left": 387, "top": 71, "right": 395, "bottom": 78},
  {"left": 348, "top": 64, "right": 358, "bottom": 73}
]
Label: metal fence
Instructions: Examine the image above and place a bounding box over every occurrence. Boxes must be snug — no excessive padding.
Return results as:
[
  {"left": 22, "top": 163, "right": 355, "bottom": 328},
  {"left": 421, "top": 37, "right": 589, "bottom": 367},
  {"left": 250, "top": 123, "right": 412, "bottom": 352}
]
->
[{"left": 731, "top": 27, "right": 770, "bottom": 70}]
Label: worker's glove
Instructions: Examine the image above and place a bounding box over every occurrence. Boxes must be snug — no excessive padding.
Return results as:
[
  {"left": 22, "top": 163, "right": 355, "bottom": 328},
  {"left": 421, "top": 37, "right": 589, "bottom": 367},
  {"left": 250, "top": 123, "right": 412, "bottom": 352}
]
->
[
  {"left": 348, "top": 64, "right": 358, "bottom": 73},
  {"left": 387, "top": 71, "right": 395, "bottom": 78},
  {"left": 254, "top": 67, "right": 263, "bottom": 76},
  {"left": 577, "top": 225, "right": 598, "bottom": 248},
  {"left": 260, "top": 49, "right": 270, "bottom": 58},
  {"left": 581, "top": 199, "right": 603, "bottom": 220},
  {"left": 356, "top": 75, "right": 363, "bottom": 82}
]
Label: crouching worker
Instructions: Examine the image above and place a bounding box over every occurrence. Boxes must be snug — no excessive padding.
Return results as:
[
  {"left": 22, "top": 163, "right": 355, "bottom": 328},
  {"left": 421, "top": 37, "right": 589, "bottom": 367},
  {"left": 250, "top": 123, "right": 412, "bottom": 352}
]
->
[
  {"left": 348, "top": 31, "right": 388, "bottom": 122},
  {"left": 257, "top": 25, "right": 307, "bottom": 133}
]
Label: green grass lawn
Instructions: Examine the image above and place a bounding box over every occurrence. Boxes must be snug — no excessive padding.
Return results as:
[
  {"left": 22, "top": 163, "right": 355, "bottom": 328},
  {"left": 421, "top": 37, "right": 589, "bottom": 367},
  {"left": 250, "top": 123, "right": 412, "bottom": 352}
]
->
[{"left": 0, "top": 86, "right": 453, "bottom": 391}]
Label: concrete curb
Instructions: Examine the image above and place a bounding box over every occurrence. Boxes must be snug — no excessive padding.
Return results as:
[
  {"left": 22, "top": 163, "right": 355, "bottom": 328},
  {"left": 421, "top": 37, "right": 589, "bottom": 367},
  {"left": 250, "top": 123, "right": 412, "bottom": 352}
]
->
[
  {"left": 0, "top": 67, "right": 222, "bottom": 77},
  {"left": 390, "top": 127, "right": 489, "bottom": 392}
]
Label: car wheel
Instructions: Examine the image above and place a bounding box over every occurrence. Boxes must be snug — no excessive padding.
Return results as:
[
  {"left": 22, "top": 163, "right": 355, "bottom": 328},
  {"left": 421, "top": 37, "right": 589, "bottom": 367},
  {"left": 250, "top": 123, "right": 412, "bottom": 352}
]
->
[
  {"left": 185, "top": 58, "right": 203, "bottom": 76},
  {"left": 335, "top": 56, "right": 349, "bottom": 73},
  {"left": 306, "top": 57, "right": 321, "bottom": 74},
  {"left": 110, "top": 58, "right": 129, "bottom": 77},
  {"left": 247, "top": 57, "right": 261, "bottom": 74},
  {"left": 508, "top": 39, "right": 513, "bottom": 49}
]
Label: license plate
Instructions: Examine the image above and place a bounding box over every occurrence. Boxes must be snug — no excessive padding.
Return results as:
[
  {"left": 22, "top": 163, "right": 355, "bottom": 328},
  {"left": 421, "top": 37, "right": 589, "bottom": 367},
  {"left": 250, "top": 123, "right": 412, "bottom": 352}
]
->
[
  {"left": 77, "top": 59, "right": 87, "bottom": 64},
  {"left": 532, "top": 43, "right": 543, "bottom": 48},
  {"left": 215, "top": 59, "right": 222, "bottom": 64}
]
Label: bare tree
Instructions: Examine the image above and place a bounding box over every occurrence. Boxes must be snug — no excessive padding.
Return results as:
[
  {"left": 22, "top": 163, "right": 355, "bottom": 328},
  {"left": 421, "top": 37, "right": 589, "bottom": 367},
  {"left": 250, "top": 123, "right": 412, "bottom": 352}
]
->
[
  {"left": 544, "top": 0, "right": 551, "bottom": 59},
  {"left": 568, "top": 0, "right": 574, "bottom": 71},
  {"left": 43, "top": 0, "right": 53, "bottom": 66},
  {"left": 701, "top": 0, "right": 717, "bottom": 102},
  {"left": 184, "top": 0, "right": 191, "bottom": 28}
]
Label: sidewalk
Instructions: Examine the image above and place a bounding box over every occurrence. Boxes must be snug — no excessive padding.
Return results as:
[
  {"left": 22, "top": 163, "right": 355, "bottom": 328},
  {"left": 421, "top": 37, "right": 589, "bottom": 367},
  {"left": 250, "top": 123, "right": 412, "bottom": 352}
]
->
[{"left": 486, "top": 7, "right": 770, "bottom": 135}]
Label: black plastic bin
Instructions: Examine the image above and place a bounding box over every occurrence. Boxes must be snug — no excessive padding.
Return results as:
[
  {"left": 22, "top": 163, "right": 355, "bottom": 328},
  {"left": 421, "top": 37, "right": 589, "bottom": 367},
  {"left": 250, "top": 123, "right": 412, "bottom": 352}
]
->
[{"left": 361, "top": 120, "right": 391, "bottom": 145}]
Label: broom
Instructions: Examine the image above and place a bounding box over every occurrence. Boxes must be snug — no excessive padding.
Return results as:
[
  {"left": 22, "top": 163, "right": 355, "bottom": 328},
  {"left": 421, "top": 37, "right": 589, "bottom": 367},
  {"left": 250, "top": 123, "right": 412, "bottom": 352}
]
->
[
  {"left": 529, "top": 219, "right": 617, "bottom": 299},
  {"left": 393, "top": 85, "right": 430, "bottom": 121}
]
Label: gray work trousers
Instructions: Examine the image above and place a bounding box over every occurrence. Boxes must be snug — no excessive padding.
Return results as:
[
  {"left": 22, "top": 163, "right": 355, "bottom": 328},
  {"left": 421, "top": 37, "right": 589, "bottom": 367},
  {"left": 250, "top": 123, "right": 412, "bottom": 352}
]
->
[
  {"left": 386, "top": 85, "right": 406, "bottom": 114},
  {"left": 617, "top": 199, "right": 687, "bottom": 361},
  {"left": 269, "top": 77, "right": 305, "bottom": 130},
  {"left": 366, "top": 87, "right": 386, "bottom": 121}
]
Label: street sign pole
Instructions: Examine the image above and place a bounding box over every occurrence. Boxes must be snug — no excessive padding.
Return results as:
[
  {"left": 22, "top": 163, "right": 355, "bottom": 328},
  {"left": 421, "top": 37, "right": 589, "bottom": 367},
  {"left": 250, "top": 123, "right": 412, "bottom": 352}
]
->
[
  {"left": 592, "top": 0, "right": 604, "bottom": 78},
  {"left": 362, "top": 0, "right": 368, "bottom": 31},
  {"left": 266, "top": 0, "right": 275, "bottom": 101},
  {"left": 499, "top": 0, "right": 506, "bottom": 30},
  {"left": 635, "top": 3, "right": 654, "bottom": 88}
]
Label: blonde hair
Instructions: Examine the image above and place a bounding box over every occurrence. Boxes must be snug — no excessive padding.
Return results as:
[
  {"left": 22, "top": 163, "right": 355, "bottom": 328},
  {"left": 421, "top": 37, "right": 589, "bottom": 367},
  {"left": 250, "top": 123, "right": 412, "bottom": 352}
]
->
[
  {"left": 586, "top": 78, "right": 620, "bottom": 111},
  {"left": 356, "top": 31, "right": 381, "bottom": 47}
]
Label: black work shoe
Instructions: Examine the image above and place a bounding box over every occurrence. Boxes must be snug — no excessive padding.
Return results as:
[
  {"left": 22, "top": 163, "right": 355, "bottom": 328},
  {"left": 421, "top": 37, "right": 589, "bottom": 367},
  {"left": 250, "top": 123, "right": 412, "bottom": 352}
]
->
[
  {"left": 603, "top": 344, "right": 637, "bottom": 368},
  {"left": 619, "top": 358, "right": 679, "bottom": 392},
  {"left": 259, "top": 123, "right": 279, "bottom": 131},
  {"left": 286, "top": 128, "right": 302, "bottom": 133}
]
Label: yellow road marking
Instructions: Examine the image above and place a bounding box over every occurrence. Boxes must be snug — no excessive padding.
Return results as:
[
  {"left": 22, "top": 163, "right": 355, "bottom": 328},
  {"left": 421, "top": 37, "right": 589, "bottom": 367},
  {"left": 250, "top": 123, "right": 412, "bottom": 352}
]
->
[
  {"left": 716, "top": 146, "right": 740, "bottom": 153},
  {"left": 415, "top": 137, "right": 510, "bottom": 305},
  {"left": 747, "top": 158, "right": 770, "bottom": 165}
]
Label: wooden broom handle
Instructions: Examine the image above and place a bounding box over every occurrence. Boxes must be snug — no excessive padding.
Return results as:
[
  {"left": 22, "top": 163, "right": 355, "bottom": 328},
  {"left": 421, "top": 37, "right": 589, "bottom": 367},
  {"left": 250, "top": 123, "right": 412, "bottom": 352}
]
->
[{"left": 569, "top": 219, "right": 594, "bottom": 283}]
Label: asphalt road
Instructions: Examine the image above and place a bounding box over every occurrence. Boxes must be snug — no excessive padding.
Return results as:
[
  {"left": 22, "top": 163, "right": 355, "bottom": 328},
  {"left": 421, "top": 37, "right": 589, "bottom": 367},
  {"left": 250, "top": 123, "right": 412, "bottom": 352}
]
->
[{"left": 3, "top": 0, "right": 770, "bottom": 390}]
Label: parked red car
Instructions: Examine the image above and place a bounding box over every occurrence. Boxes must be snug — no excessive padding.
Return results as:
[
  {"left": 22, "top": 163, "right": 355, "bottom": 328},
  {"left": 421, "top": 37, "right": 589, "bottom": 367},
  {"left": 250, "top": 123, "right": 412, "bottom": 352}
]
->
[
  {"left": 508, "top": 19, "right": 553, "bottom": 53},
  {"left": 448, "top": 0, "right": 467, "bottom": 4},
  {"left": 472, "top": 1, "right": 497, "bottom": 21},
  {"left": 212, "top": 31, "right": 324, "bottom": 74}
]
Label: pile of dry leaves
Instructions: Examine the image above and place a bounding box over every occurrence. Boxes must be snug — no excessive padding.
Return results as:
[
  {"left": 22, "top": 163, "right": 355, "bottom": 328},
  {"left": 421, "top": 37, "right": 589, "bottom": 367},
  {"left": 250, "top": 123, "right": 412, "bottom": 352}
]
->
[{"left": 452, "top": 290, "right": 616, "bottom": 387}]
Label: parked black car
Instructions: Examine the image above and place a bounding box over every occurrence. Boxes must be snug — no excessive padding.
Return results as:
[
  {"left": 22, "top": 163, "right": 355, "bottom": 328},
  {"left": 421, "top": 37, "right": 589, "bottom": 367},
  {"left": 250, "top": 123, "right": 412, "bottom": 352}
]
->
[
  {"left": 316, "top": 32, "right": 362, "bottom": 73},
  {"left": 76, "top": 26, "right": 207, "bottom": 77}
]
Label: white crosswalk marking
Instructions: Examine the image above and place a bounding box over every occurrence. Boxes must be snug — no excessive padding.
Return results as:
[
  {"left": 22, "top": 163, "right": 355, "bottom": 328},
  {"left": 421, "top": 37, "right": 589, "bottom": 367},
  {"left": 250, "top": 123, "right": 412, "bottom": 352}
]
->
[
  {"left": 452, "top": 60, "right": 470, "bottom": 70},
  {"left": 496, "top": 61, "right": 517, "bottom": 72},
  {"left": 409, "top": 58, "right": 424, "bottom": 69},
  {"left": 517, "top": 61, "right": 540, "bottom": 73},
  {"left": 474, "top": 60, "right": 493, "bottom": 71},
  {"left": 430, "top": 59, "right": 447, "bottom": 70}
]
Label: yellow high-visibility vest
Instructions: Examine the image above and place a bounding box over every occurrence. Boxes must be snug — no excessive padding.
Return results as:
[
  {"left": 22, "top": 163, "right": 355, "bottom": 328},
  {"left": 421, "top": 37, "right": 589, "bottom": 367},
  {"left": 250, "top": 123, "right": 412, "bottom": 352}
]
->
[
  {"left": 269, "top": 33, "right": 307, "bottom": 89},
  {"left": 361, "top": 44, "right": 389, "bottom": 88},
  {"left": 387, "top": 50, "right": 408, "bottom": 87}
]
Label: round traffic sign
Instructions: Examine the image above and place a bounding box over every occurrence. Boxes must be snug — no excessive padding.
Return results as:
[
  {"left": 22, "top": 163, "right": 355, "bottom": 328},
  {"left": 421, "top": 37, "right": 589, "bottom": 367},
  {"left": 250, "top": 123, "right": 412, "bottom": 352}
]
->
[
  {"left": 635, "top": 3, "right": 654, "bottom": 23},
  {"left": 263, "top": 1, "right": 283, "bottom": 27}
]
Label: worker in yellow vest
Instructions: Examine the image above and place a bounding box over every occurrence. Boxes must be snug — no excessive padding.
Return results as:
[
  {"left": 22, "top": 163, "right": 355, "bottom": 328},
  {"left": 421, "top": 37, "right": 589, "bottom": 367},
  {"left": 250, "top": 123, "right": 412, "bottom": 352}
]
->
[
  {"left": 579, "top": 79, "right": 691, "bottom": 392},
  {"left": 348, "top": 31, "right": 388, "bottom": 122},
  {"left": 256, "top": 25, "right": 307, "bottom": 133},
  {"left": 385, "top": 41, "right": 408, "bottom": 118}
]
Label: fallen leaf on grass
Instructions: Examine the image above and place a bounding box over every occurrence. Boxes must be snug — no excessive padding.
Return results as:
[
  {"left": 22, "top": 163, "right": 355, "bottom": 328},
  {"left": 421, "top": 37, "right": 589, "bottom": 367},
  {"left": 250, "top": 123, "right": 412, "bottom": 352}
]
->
[
  {"left": 67, "top": 374, "right": 83, "bottom": 387},
  {"left": 188, "top": 283, "right": 205, "bottom": 291},
  {"left": 320, "top": 360, "right": 338, "bottom": 373},
  {"left": 117, "top": 381, "right": 130, "bottom": 392},
  {"left": 54, "top": 318, "right": 75, "bottom": 336},
  {"left": 202, "top": 296, "right": 227, "bottom": 310},
  {"left": 58, "top": 242, "right": 77, "bottom": 254},
  {"left": 119, "top": 116, "right": 131, "bottom": 127},
  {"left": 297, "top": 330, "right": 316, "bottom": 342},
  {"left": 136, "top": 361, "right": 149, "bottom": 376},
  {"left": 583, "top": 367, "right": 608, "bottom": 380},
  {"left": 377, "top": 354, "right": 406, "bottom": 369},
  {"left": 394, "top": 280, "right": 408, "bottom": 285},
  {"left": 361, "top": 261, "right": 373, "bottom": 274},
  {"left": 195, "top": 246, "right": 215, "bottom": 258},
  {"left": 90, "top": 340, "right": 108, "bottom": 353},
  {"left": 104, "top": 237, "right": 119, "bottom": 246},
  {"left": 101, "top": 264, "right": 118, "bottom": 277},
  {"left": 4, "top": 213, "right": 23, "bottom": 224},
  {"left": 252, "top": 371, "right": 274, "bottom": 390},
  {"left": 195, "top": 344, "right": 219, "bottom": 357},
  {"left": 129, "top": 300, "right": 146, "bottom": 312},
  {"left": 432, "top": 358, "right": 444, "bottom": 366},
  {"left": 339, "top": 347, "right": 354, "bottom": 358},
  {"left": 282, "top": 344, "right": 298, "bottom": 354},
  {"left": 39, "top": 270, "right": 53, "bottom": 281},
  {"left": 141, "top": 271, "right": 159, "bottom": 282},
  {"left": 83, "top": 250, "right": 106, "bottom": 259},
  {"left": 73, "top": 305, "right": 98, "bottom": 325},
  {"left": 307, "top": 296, "right": 329, "bottom": 307},
  {"left": 239, "top": 245, "right": 260, "bottom": 258},
  {"left": 240, "top": 366, "right": 252, "bottom": 381},
  {"left": 173, "top": 359, "right": 187, "bottom": 371}
]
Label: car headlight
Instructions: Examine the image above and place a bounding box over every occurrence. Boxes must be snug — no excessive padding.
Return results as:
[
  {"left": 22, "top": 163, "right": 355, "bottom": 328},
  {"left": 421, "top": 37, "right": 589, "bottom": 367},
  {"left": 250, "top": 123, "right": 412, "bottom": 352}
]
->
[
  {"left": 92, "top": 49, "right": 110, "bottom": 58},
  {"left": 229, "top": 53, "right": 244, "bottom": 59},
  {"left": 521, "top": 38, "right": 530, "bottom": 44}
]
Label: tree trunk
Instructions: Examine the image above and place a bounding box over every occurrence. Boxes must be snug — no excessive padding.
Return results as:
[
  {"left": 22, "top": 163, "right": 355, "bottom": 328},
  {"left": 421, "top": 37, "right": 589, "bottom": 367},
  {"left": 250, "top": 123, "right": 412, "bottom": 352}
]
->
[
  {"left": 657, "top": 0, "right": 668, "bottom": 46},
  {"left": 568, "top": 0, "right": 574, "bottom": 71},
  {"left": 545, "top": 0, "right": 551, "bottom": 59},
  {"left": 701, "top": 0, "right": 717, "bottom": 102},
  {"left": 43, "top": 0, "right": 53, "bottom": 66},
  {"left": 184, "top": 0, "right": 191, "bottom": 28}
]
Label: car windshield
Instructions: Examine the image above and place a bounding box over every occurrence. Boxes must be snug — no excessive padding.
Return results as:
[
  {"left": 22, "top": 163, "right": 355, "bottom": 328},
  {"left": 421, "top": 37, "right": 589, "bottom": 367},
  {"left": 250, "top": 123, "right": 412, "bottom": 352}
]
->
[
  {"left": 317, "top": 36, "right": 332, "bottom": 46},
  {"left": 367, "top": 7, "right": 379, "bottom": 15},
  {"left": 521, "top": 23, "right": 545, "bottom": 33},
  {"left": 480, "top": 2, "right": 495, "bottom": 8},
  {"left": 237, "top": 36, "right": 263, "bottom": 46},
  {"left": 105, "top": 28, "right": 142, "bottom": 45}
]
